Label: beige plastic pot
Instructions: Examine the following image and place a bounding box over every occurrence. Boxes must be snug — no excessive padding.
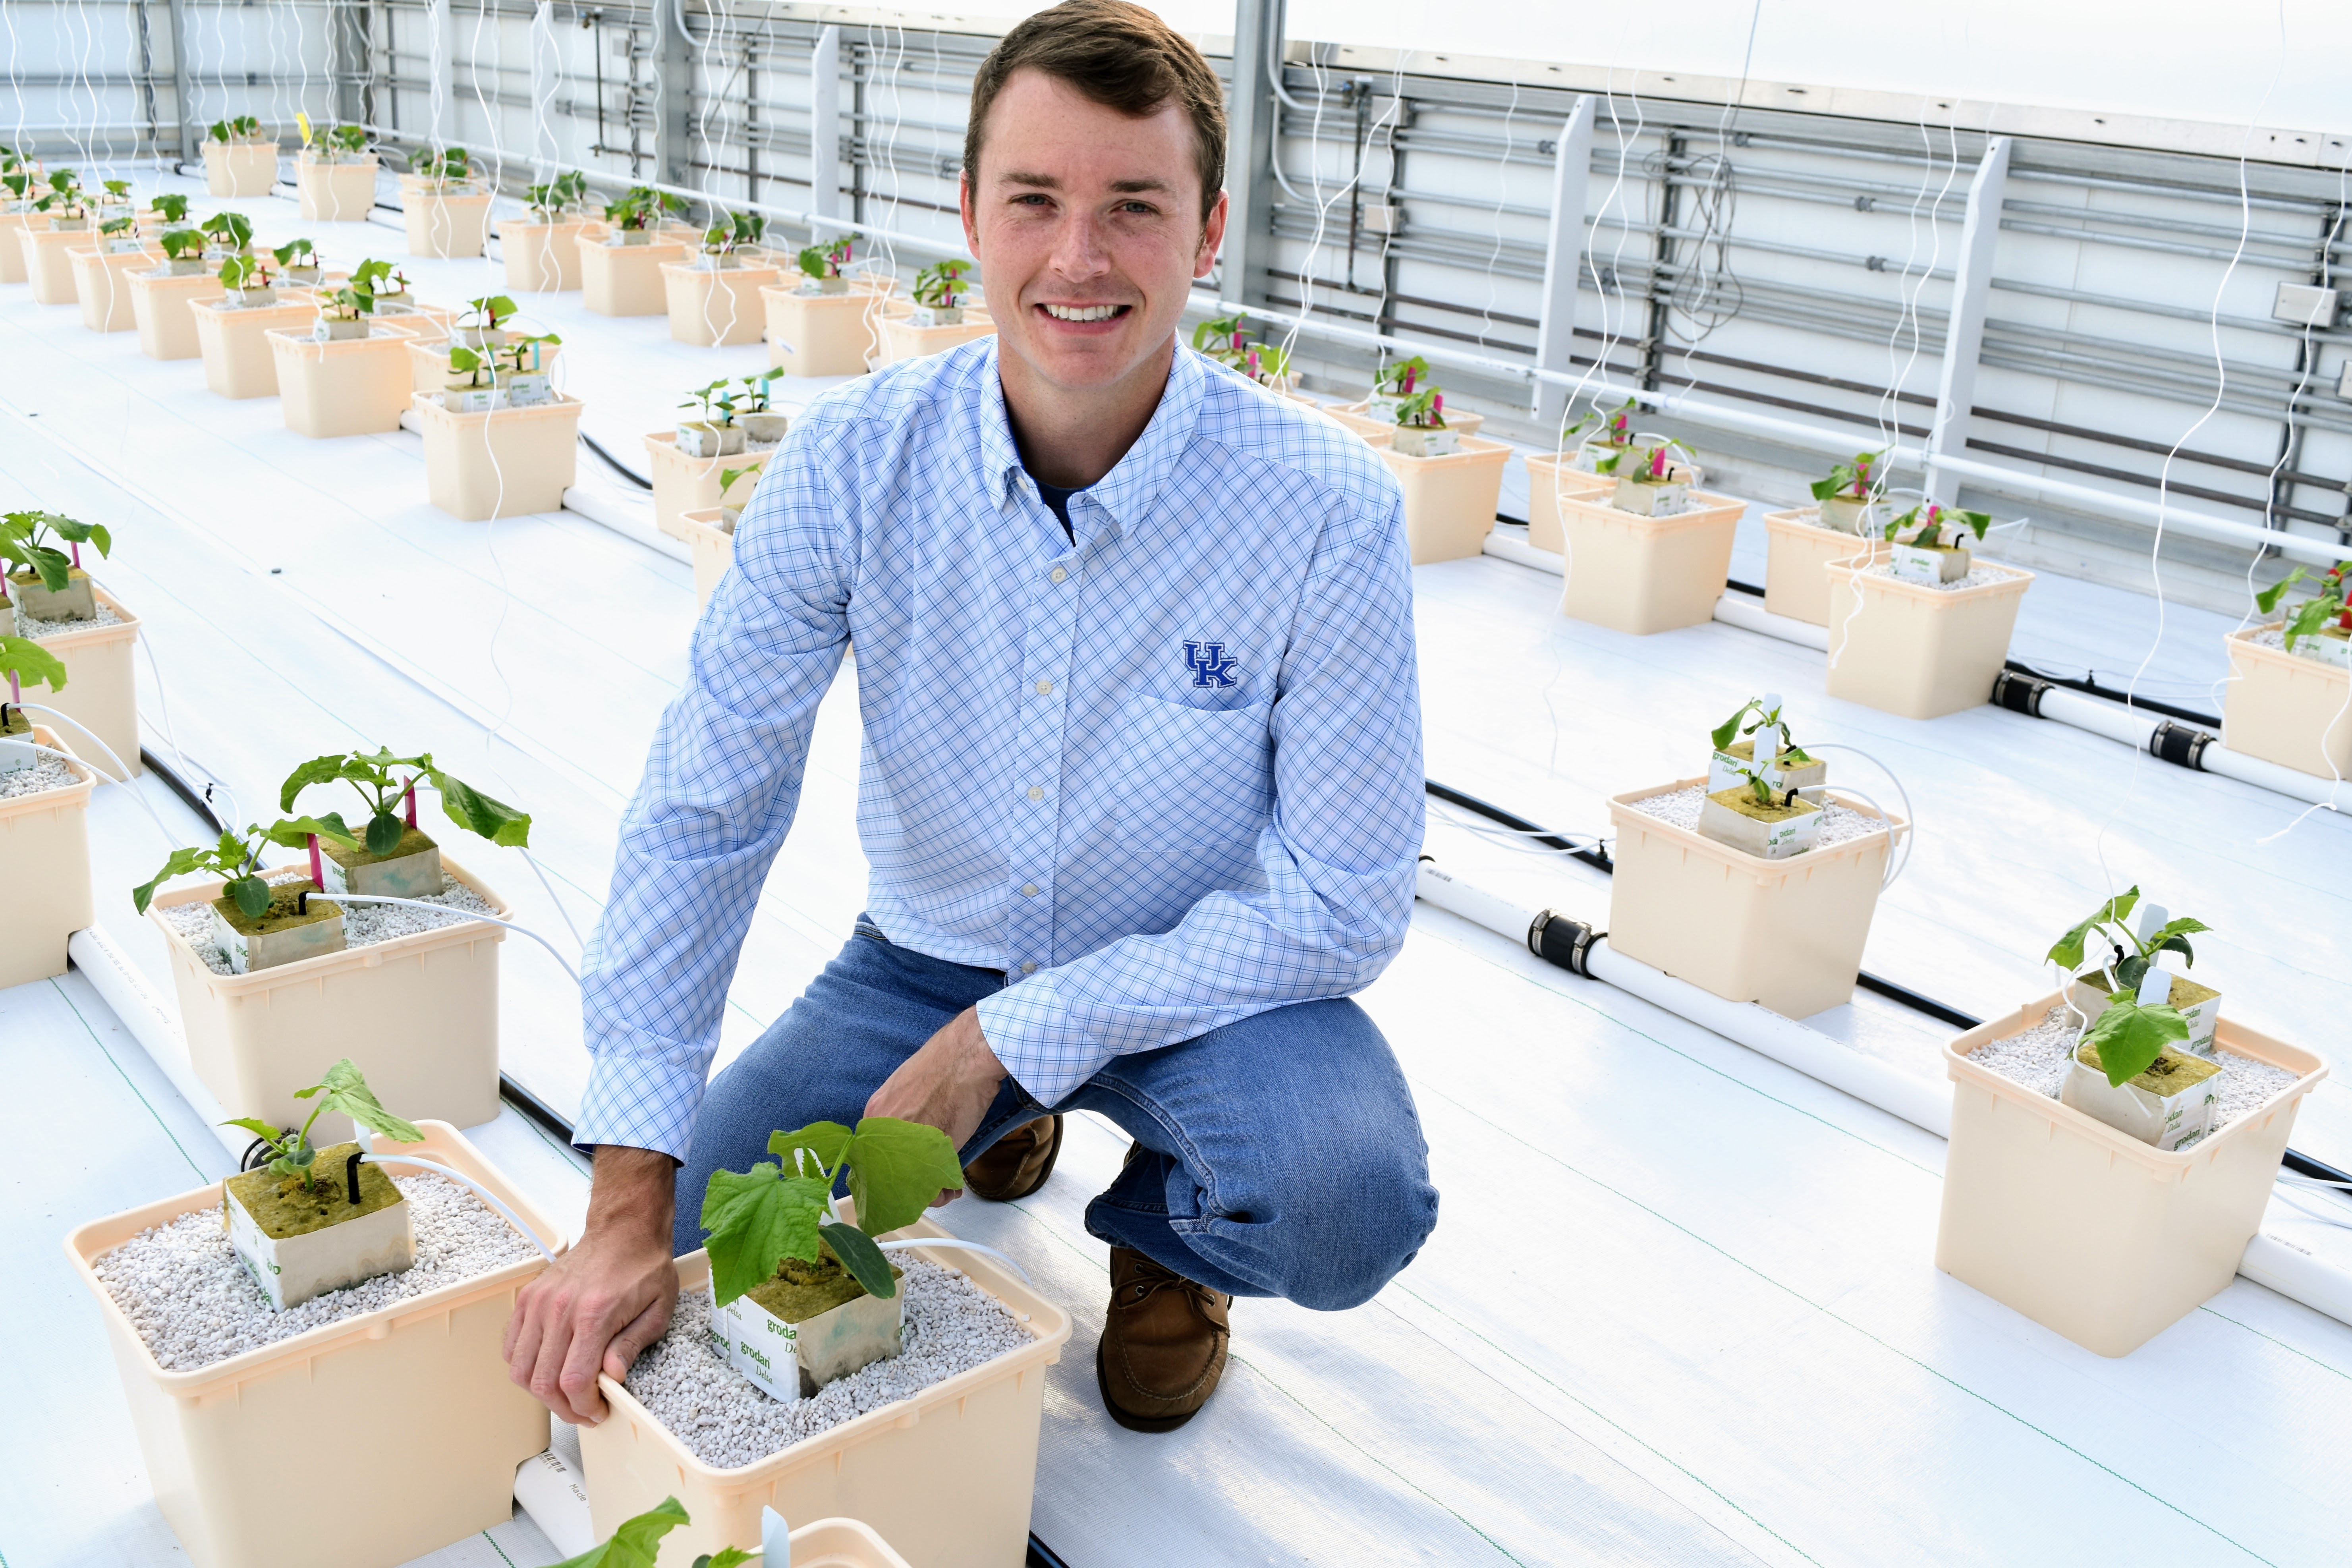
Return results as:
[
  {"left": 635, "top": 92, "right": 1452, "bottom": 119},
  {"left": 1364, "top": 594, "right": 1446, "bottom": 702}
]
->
[
  {"left": 1375, "top": 435, "right": 1512, "bottom": 564},
  {"left": 1762, "top": 508, "right": 1887, "bottom": 627},
  {"left": 0, "top": 724, "right": 95, "bottom": 990},
  {"left": 413, "top": 393, "right": 585, "bottom": 520},
  {"left": 1606, "top": 776, "right": 1904, "bottom": 1019},
  {"left": 270, "top": 325, "right": 419, "bottom": 437},
  {"left": 779, "top": 1519, "right": 916, "bottom": 1568},
  {"left": 406, "top": 191, "right": 494, "bottom": 258},
  {"left": 64, "top": 1121, "right": 566, "bottom": 1568},
  {"left": 2220, "top": 625, "right": 2352, "bottom": 779},
  {"left": 664, "top": 260, "right": 784, "bottom": 347},
  {"left": 71, "top": 243, "right": 158, "bottom": 332},
  {"left": 763, "top": 286, "right": 890, "bottom": 377},
  {"left": 202, "top": 138, "right": 280, "bottom": 197},
  {"left": 130, "top": 267, "right": 227, "bottom": 360},
  {"left": 21, "top": 224, "right": 91, "bottom": 304},
  {"left": 579, "top": 1225, "right": 1071, "bottom": 1568},
  {"left": 1522, "top": 452, "right": 1614, "bottom": 554},
  {"left": 582, "top": 235, "right": 692, "bottom": 316},
  {"left": 192, "top": 297, "right": 322, "bottom": 399},
  {"left": 680, "top": 506, "right": 737, "bottom": 607},
  {"left": 1939, "top": 994, "right": 2326, "bottom": 1356},
  {"left": 499, "top": 218, "right": 589, "bottom": 292},
  {"left": 875, "top": 309, "right": 994, "bottom": 368},
  {"left": 146, "top": 851, "right": 510, "bottom": 1132},
  {"left": 0, "top": 210, "right": 30, "bottom": 283},
  {"left": 405, "top": 334, "right": 564, "bottom": 397},
  {"left": 296, "top": 152, "right": 379, "bottom": 220},
  {"left": 1557, "top": 490, "right": 1747, "bottom": 635},
  {"left": 16, "top": 583, "right": 142, "bottom": 777},
  {"left": 646, "top": 433, "right": 769, "bottom": 540},
  {"left": 1823, "top": 560, "right": 2033, "bottom": 719}
]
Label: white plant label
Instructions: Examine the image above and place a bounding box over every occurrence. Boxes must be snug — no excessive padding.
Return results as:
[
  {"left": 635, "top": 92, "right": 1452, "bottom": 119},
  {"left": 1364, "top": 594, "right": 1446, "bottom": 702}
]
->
[{"left": 0, "top": 734, "right": 37, "bottom": 774}]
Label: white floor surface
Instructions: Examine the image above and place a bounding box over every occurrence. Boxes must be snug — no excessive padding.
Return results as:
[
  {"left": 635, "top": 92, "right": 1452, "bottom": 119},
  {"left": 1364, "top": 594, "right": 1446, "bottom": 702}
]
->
[{"left": 3, "top": 168, "right": 2349, "bottom": 1568}]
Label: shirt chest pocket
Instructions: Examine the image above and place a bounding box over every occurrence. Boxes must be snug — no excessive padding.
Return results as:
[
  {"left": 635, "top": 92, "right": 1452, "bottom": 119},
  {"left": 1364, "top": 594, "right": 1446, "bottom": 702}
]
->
[{"left": 1115, "top": 694, "right": 1274, "bottom": 854}]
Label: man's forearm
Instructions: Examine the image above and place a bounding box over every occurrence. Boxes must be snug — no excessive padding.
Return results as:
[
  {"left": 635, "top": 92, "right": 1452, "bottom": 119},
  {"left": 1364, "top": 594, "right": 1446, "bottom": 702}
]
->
[{"left": 588, "top": 1144, "right": 678, "bottom": 1241}]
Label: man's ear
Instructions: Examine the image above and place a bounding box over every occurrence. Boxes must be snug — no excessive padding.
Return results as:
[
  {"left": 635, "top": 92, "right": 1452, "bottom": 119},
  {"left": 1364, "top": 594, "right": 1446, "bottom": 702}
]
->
[{"left": 1196, "top": 188, "right": 1230, "bottom": 280}]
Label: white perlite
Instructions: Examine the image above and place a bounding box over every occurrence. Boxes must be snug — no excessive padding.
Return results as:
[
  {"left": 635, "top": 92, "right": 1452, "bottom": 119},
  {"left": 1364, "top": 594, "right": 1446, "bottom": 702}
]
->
[
  {"left": 1625, "top": 784, "right": 1892, "bottom": 848},
  {"left": 625, "top": 1258, "right": 1036, "bottom": 1470},
  {"left": 0, "top": 755, "right": 77, "bottom": 799},
  {"left": 15, "top": 602, "right": 124, "bottom": 639},
  {"left": 91, "top": 1173, "right": 539, "bottom": 1372},
  {"left": 1859, "top": 560, "right": 2017, "bottom": 593},
  {"left": 1968, "top": 1004, "right": 2299, "bottom": 1127},
  {"left": 158, "top": 870, "right": 496, "bottom": 975}
]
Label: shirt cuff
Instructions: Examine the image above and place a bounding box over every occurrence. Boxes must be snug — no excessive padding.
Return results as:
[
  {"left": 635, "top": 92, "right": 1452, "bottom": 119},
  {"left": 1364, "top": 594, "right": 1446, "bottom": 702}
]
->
[
  {"left": 570, "top": 1040, "right": 712, "bottom": 1163},
  {"left": 976, "top": 976, "right": 1107, "bottom": 1106}
]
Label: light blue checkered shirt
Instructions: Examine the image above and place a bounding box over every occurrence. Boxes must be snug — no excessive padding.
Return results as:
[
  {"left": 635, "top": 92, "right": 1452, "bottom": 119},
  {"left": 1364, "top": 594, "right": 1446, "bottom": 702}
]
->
[{"left": 574, "top": 337, "right": 1425, "bottom": 1159}]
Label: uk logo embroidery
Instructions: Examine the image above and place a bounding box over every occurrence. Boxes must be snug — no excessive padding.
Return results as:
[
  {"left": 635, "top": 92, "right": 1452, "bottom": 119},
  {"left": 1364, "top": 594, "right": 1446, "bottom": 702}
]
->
[{"left": 1184, "top": 640, "right": 1240, "bottom": 689}]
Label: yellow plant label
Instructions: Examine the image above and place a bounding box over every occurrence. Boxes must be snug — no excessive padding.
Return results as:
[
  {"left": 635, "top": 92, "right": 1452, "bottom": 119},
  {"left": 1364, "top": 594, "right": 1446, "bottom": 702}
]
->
[{"left": 297, "top": 112, "right": 313, "bottom": 146}]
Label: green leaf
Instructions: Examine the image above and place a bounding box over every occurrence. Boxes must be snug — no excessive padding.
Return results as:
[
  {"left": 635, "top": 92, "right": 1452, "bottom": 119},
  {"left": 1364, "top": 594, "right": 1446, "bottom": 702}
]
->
[
  {"left": 768, "top": 1121, "right": 853, "bottom": 1181},
  {"left": 263, "top": 813, "right": 362, "bottom": 852},
  {"left": 694, "top": 1549, "right": 761, "bottom": 1568},
  {"left": 2080, "top": 997, "right": 2191, "bottom": 1088},
  {"left": 429, "top": 769, "right": 531, "bottom": 846},
  {"left": 840, "top": 1116, "right": 965, "bottom": 1239},
  {"left": 1708, "top": 701, "right": 1756, "bottom": 752},
  {"left": 365, "top": 810, "right": 405, "bottom": 854},
  {"left": 278, "top": 752, "right": 354, "bottom": 813},
  {"left": 230, "top": 875, "right": 273, "bottom": 920},
  {"left": 2254, "top": 566, "right": 2309, "bottom": 615},
  {"left": 0, "top": 635, "right": 70, "bottom": 696},
  {"left": 2114, "top": 953, "right": 2149, "bottom": 993},
  {"left": 222, "top": 1116, "right": 287, "bottom": 1145},
  {"left": 551, "top": 1495, "right": 693, "bottom": 1568},
  {"left": 2142, "top": 917, "right": 2209, "bottom": 967},
  {"left": 2045, "top": 887, "right": 2138, "bottom": 971},
  {"left": 131, "top": 844, "right": 224, "bottom": 914},
  {"left": 307, "top": 1057, "right": 426, "bottom": 1143},
  {"left": 819, "top": 1220, "right": 897, "bottom": 1299},
  {"left": 700, "top": 1164, "right": 830, "bottom": 1307}
]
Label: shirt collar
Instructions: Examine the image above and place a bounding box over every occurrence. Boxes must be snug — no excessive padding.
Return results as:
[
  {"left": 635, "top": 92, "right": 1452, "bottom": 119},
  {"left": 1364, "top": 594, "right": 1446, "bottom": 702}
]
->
[{"left": 977, "top": 335, "right": 1209, "bottom": 545}]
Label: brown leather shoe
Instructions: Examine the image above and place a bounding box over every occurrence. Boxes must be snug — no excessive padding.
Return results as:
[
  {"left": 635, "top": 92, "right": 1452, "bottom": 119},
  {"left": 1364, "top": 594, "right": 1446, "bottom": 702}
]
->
[
  {"left": 962, "top": 1114, "right": 1064, "bottom": 1202},
  {"left": 1095, "top": 1244, "right": 1230, "bottom": 1433}
]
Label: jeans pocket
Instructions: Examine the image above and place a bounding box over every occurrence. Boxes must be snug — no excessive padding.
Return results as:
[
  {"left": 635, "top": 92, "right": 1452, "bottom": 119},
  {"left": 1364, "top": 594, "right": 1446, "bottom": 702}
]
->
[{"left": 852, "top": 913, "right": 889, "bottom": 944}]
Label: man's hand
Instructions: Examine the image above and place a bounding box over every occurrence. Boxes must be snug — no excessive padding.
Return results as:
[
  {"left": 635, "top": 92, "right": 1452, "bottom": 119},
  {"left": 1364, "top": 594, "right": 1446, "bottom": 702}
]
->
[
  {"left": 503, "top": 1145, "right": 679, "bottom": 1425},
  {"left": 865, "top": 1006, "right": 1008, "bottom": 1204}
]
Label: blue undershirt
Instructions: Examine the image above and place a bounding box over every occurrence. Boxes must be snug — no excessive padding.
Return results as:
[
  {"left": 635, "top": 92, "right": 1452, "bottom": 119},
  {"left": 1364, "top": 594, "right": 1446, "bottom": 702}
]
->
[{"left": 1030, "top": 474, "right": 1083, "bottom": 541}]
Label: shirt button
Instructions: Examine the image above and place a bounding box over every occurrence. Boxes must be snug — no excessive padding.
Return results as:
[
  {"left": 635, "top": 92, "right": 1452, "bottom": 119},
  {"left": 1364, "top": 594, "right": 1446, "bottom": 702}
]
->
[
  {"left": 1049, "top": 567, "right": 1067, "bottom": 584},
  {"left": 1020, "top": 960, "right": 1037, "bottom": 974},
  {"left": 1021, "top": 884, "right": 1037, "bottom": 896},
  {"left": 1035, "top": 679, "right": 1052, "bottom": 695},
  {"left": 1027, "top": 785, "right": 1044, "bottom": 801}
]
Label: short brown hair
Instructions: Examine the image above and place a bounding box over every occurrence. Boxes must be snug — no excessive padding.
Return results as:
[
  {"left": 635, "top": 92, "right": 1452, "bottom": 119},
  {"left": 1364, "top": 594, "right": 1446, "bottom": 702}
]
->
[{"left": 964, "top": 0, "right": 1227, "bottom": 222}]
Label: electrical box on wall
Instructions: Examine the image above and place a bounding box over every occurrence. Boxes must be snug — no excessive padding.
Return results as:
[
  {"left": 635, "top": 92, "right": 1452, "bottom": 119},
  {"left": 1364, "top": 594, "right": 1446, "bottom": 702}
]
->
[{"left": 2273, "top": 282, "right": 2342, "bottom": 328}]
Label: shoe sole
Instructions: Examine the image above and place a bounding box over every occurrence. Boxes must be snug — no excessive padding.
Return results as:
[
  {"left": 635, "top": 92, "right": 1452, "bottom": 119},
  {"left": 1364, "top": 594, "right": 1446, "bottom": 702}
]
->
[
  {"left": 968, "top": 1113, "right": 1066, "bottom": 1203},
  {"left": 1094, "top": 1336, "right": 1204, "bottom": 1433}
]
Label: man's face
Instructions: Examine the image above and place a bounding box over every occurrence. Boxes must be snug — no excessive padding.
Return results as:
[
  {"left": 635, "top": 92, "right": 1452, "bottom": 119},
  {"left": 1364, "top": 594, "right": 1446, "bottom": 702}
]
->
[{"left": 962, "top": 68, "right": 1227, "bottom": 395}]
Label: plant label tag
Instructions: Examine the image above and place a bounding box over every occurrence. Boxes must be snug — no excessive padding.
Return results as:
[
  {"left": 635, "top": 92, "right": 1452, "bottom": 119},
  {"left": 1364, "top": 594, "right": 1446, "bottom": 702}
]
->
[
  {"left": 0, "top": 735, "right": 37, "bottom": 775},
  {"left": 2137, "top": 966, "right": 2174, "bottom": 1005}
]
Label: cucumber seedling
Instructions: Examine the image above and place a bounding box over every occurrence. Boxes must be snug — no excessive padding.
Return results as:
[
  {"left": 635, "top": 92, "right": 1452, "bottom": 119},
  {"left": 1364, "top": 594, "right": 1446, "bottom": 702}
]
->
[
  {"left": 700, "top": 1116, "right": 965, "bottom": 1309},
  {"left": 224, "top": 1057, "right": 423, "bottom": 1191}
]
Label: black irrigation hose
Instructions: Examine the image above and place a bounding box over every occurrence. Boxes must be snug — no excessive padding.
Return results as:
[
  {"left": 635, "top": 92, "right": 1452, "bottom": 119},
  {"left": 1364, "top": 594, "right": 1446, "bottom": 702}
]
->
[
  {"left": 141, "top": 746, "right": 233, "bottom": 834},
  {"left": 579, "top": 431, "right": 655, "bottom": 490}
]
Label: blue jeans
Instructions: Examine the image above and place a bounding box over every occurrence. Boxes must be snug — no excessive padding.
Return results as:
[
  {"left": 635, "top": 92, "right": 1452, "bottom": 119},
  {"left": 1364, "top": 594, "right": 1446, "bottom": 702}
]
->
[{"left": 674, "top": 922, "right": 1440, "bottom": 1309}]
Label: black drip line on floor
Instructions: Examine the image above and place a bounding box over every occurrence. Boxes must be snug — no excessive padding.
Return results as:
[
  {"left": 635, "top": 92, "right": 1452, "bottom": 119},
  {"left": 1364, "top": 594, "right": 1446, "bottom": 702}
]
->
[{"left": 1421, "top": 775, "right": 2352, "bottom": 1189}]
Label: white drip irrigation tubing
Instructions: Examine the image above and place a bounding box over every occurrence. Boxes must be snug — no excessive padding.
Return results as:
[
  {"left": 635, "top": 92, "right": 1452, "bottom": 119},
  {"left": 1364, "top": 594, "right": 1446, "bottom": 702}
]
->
[
  {"left": 1481, "top": 534, "right": 2345, "bottom": 809},
  {"left": 1215, "top": 293, "right": 2347, "bottom": 570},
  {"left": 1410, "top": 855, "right": 2352, "bottom": 1332}
]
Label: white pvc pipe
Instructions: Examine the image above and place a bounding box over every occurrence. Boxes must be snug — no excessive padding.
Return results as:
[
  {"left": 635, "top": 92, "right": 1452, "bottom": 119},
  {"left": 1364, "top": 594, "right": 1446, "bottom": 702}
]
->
[
  {"left": 65, "top": 926, "right": 252, "bottom": 1163},
  {"left": 1709, "top": 591, "right": 1831, "bottom": 651},
  {"left": 2240, "top": 1232, "right": 2352, "bottom": 1328}
]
